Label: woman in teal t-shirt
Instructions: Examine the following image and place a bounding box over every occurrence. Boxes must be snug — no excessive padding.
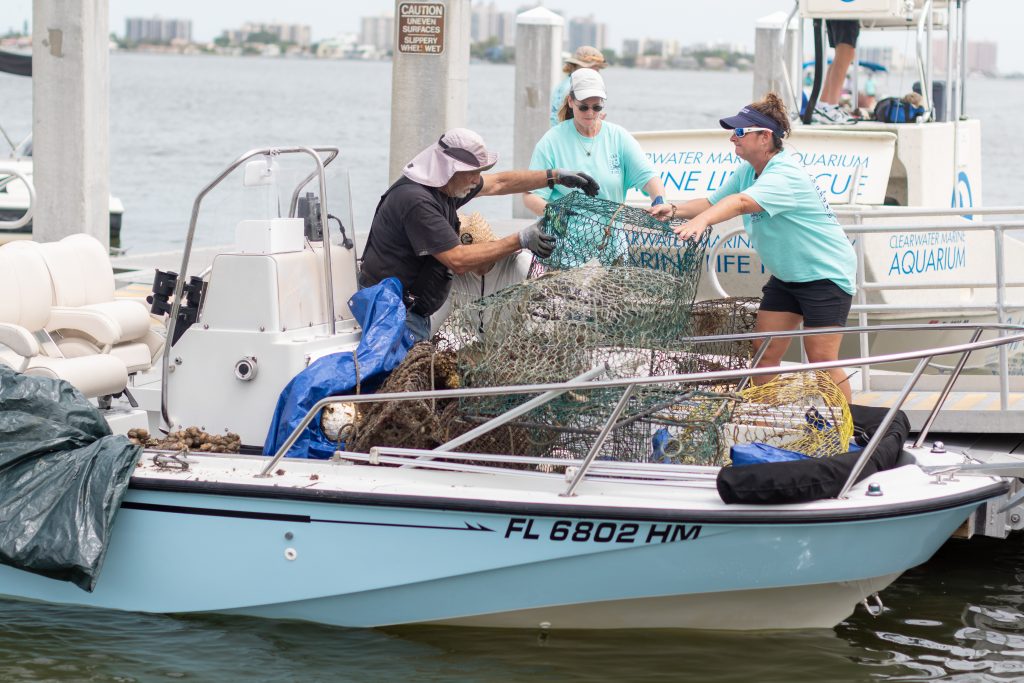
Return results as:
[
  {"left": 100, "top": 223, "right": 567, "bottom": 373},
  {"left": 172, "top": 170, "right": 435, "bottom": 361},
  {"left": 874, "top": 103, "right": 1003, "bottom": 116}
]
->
[
  {"left": 525, "top": 68, "right": 667, "bottom": 217},
  {"left": 650, "top": 93, "right": 857, "bottom": 402}
]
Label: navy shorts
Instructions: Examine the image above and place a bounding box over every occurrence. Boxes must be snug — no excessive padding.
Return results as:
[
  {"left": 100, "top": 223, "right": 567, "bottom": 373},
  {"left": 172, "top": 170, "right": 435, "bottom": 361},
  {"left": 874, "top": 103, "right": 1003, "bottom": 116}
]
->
[
  {"left": 760, "top": 276, "right": 853, "bottom": 327},
  {"left": 826, "top": 20, "right": 859, "bottom": 49}
]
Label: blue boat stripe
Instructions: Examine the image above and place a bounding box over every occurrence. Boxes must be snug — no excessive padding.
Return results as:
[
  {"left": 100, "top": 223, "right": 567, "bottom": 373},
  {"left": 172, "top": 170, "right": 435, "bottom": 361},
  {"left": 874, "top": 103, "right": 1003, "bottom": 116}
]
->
[
  {"left": 122, "top": 501, "right": 495, "bottom": 532},
  {"left": 121, "top": 501, "right": 310, "bottom": 523}
]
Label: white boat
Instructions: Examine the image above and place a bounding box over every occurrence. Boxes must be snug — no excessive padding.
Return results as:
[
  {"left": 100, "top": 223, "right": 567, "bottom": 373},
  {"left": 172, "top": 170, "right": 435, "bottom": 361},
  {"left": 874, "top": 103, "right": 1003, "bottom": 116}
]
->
[
  {"left": 0, "top": 133, "right": 126, "bottom": 247},
  {"left": 0, "top": 144, "right": 1022, "bottom": 631},
  {"left": 0, "top": 49, "right": 125, "bottom": 247},
  {"left": 630, "top": 0, "right": 1024, "bottom": 379}
]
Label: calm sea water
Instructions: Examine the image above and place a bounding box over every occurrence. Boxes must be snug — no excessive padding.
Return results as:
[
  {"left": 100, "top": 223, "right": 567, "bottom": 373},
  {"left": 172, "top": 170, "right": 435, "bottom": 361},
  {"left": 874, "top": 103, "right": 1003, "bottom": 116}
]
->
[
  {"left": 1, "top": 54, "right": 1021, "bottom": 252},
  {"left": 3, "top": 54, "right": 1024, "bottom": 682}
]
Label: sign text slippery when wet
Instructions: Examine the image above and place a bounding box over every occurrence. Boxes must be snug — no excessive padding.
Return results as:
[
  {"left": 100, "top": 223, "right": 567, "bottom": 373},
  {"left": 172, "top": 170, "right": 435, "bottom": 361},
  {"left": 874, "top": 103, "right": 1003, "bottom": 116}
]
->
[{"left": 397, "top": 3, "right": 445, "bottom": 54}]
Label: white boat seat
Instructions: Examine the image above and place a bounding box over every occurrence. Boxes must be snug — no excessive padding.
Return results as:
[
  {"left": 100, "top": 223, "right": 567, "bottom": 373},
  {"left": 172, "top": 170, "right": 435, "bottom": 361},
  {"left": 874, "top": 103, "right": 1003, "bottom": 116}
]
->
[
  {"left": 0, "top": 244, "right": 128, "bottom": 397},
  {"left": 7, "top": 234, "right": 164, "bottom": 373}
]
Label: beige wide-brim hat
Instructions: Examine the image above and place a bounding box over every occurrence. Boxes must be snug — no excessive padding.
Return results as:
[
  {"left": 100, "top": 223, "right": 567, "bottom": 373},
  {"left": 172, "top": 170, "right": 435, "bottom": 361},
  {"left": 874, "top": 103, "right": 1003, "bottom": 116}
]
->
[
  {"left": 565, "top": 45, "right": 606, "bottom": 69},
  {"left": 403, "top": 128, "right": 498, "bottom": 187}
]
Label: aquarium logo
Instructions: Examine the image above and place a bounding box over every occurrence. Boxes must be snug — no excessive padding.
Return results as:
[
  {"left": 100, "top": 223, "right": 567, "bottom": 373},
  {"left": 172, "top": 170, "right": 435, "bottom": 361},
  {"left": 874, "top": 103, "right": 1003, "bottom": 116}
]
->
[{"left": 952, "top": 171, "right": 974, "bottom": 219}]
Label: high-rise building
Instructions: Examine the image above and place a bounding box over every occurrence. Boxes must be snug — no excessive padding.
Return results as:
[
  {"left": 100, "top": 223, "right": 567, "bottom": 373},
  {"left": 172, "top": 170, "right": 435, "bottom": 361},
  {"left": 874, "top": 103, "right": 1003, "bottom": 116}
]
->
[
  {"left": 125, "top": 17, "right": 192, "bottom": 44},
  {"left": 932, "top": 39, "right": 998, "bottom": 75},
  {"left": 229, "top": 22, "right": 312, "bottom": 47},
  {"left": 567, "top": 15, "right": 606, "bottom": 51},
  {"left": 856, "top": 45, "right": 904, "bottom": 71},
  {"left": 360, "top": 14, "right": 394, "bottom": 52},
  {"left": 471, "top": 2, "right": 516, "bottom": 47},
  {"left": 622, "top": 39, "right": 643, "bottom": 58}
]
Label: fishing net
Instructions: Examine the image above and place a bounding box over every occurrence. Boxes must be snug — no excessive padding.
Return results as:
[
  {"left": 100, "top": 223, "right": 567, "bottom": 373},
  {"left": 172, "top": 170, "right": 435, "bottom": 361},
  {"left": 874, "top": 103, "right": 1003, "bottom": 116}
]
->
[
  {"left": 723, "top": 370, "right": 854, "bottom": 458},
  {"left": 440, "top": 192, "right": 715, "bottom": 421},
  {"left": 346, "top": 195, "right": 850, "bottom": 469},
  {"left": 530, "top": 192, "right": 709, "bottom": 278}
]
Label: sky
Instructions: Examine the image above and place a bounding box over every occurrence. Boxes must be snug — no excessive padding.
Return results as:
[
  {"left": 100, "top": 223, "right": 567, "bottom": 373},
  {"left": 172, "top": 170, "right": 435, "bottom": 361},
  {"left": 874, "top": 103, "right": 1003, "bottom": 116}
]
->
[{"left": 4, "top": 0, "right": 1022, "bottom": 73}]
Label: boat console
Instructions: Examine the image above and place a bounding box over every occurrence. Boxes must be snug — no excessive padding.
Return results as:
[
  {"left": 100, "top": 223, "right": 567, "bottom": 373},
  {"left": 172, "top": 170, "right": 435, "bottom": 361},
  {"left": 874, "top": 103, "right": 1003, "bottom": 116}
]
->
[{"left": 159, "top": 146, "right": 362, "bottom": 446}]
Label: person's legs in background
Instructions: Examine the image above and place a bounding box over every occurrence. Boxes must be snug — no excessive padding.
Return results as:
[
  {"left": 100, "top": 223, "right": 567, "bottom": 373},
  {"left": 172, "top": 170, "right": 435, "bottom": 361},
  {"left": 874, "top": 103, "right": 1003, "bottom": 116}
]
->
[{"left": 814, "top": 20, "right": 859, "bottom": 124}]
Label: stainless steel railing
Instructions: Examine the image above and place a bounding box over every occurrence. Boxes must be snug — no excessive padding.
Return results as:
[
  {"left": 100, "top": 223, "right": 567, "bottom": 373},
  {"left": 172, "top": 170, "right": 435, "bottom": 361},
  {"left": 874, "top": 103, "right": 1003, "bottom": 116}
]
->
[
  {"left": 257, "top": 322, "right": 1024, "bottom": 499},
  {"left": 705, "top": 205, "right": 1024, "bottom": 404},
  {"left": 0, "top": 165, "right": 34, "bottom": 231},
  {"left": 161, "top": 146, "right": 340, "bottom": 431}
]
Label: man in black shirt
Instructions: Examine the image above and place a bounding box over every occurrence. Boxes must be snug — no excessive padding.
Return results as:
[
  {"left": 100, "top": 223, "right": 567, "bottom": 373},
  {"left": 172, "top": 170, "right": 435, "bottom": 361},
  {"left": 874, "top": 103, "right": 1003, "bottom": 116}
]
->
[{"left": 359, "top": 128, "right": 599, "bottom": 341}]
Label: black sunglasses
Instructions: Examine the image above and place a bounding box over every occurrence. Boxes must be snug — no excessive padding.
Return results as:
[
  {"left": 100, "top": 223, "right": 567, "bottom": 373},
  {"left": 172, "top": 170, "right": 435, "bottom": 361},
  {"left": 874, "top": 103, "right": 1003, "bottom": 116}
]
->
[
  {"left": 438, "top": 136, "right": 481, "bottom": 167},
  {"left": 574, "top": 102, "right": 605, "bottom": 113}
]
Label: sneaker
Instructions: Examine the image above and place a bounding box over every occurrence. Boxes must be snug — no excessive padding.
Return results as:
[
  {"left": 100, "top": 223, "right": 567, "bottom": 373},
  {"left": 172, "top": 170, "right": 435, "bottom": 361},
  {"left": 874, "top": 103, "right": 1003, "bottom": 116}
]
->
[{"left": 812, "top": 102, "right": 856, "bottom": 125}]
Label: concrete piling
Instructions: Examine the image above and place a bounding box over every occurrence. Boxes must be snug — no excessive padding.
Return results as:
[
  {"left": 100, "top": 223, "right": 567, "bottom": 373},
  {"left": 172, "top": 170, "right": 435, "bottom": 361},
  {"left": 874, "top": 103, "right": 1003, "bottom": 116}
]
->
[
  {"left": 388, "top": 0, "right": 471, "bottom": 182},
  {"left": 753, "top": 11, "right": 800, "bottom": 108},
  {"left": 31, "top": 0, "right": 111, "bottom": 248},
  {"left": 512, "top": 7, "right": 563, "bottom": 219}
]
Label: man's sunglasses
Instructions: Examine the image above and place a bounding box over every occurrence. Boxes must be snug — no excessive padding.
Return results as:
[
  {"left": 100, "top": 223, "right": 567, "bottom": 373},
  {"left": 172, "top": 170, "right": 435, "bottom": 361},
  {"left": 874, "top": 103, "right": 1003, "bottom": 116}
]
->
[
  {"left": 733, "top": 127, "right": 771, "bottom": 138},
  {"left": 574, "top": 102, "right": 605, "bottom": 112}
]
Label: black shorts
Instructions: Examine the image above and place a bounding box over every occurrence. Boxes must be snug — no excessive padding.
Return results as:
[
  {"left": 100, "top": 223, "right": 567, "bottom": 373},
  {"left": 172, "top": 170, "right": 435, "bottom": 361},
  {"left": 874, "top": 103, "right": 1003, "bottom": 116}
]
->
[
  {"left": 826, "top": 20, "right": 859, "bottom": 49},
  {"left": 760, "top": 276, "right": 853, "bottom": 327}
]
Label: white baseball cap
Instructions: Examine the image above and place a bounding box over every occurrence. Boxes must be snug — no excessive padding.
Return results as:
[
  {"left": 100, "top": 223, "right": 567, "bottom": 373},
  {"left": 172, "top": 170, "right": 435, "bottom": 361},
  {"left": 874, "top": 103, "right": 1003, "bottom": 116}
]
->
[
  {"left": 570, "top": 68, "right": 607, "bottom": 101},
  {"left": 403, "top": 128, "right": 498, "bottom": 187}
]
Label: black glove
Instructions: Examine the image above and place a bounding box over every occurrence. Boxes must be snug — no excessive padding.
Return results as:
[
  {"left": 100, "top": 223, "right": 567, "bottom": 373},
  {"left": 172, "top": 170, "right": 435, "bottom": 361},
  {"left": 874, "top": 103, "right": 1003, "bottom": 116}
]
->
[
  {"left": 555, "top": 169, "right": 600, "bottom": 197},
  {"left": 519, "top": 220, "right": 557, "bottom": 258}
]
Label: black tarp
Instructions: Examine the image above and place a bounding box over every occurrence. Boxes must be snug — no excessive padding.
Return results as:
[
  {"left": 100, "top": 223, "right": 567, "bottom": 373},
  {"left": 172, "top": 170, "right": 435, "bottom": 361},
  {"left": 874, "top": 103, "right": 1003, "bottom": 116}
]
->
[
  {"left": 716, "top": 404, "right": 910, "bottom": 505},
  {"left": 0, "top": 51, "right": 31, "bottom": 77},
  {"left": 0, "top": 365, "right": 140, "bottom": 591}
]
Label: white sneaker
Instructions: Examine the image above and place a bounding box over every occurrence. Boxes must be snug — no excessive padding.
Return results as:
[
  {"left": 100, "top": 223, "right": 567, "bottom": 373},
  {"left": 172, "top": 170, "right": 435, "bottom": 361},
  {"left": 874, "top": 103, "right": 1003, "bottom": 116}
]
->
[{"left": 812, "top": 102, "right": 856, "bottom": 125}]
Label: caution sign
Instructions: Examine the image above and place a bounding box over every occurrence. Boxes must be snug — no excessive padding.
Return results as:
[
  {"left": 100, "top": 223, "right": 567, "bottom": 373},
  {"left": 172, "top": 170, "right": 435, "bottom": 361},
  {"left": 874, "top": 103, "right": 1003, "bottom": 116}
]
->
[{"left": 397, "top": 2, "right": 446, "bottom": 54}]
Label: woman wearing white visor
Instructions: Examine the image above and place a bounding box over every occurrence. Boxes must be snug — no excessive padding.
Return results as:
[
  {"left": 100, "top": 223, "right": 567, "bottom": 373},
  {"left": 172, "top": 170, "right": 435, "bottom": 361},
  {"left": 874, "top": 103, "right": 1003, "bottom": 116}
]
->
[{"left": 651, "top": 93, "right": 857, "bottom": 401}]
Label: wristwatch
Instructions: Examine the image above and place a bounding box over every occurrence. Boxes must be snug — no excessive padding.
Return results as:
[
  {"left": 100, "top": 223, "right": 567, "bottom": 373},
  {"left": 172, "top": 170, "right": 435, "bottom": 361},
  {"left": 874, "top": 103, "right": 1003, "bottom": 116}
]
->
[
  {"left": 546, "top": 169, "right": 555, "bottom": 189},
  {"left": 651, "top": 195, "right": 665, "bottom": 206}
]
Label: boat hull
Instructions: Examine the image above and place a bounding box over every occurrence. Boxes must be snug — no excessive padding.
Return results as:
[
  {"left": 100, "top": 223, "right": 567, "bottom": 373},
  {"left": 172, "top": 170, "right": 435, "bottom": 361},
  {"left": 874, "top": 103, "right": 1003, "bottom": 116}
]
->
[{"left": 0, "top": 482, "right": 991, "bottom": 630}]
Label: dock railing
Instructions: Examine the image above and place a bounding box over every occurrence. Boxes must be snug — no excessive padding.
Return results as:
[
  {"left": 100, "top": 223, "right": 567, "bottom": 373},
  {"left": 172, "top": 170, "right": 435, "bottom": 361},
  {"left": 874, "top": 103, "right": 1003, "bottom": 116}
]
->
[
  {"left": 259, "top": 323, "right": 1024, "bottom": 499},
  {"left": 705, "top": 205, "right": 1024, "bottom": 408}
]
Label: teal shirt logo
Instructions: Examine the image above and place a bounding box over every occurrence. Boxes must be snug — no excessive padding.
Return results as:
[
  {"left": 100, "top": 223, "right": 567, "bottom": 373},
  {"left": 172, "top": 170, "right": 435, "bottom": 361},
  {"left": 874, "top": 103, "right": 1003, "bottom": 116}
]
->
[{"left": 609, "top": 153, "right": 621, "bottom": 175}]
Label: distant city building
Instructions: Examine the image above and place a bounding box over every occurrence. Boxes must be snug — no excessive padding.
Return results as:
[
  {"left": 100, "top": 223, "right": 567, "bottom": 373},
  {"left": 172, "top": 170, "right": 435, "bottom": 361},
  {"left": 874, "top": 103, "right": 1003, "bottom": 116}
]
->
[
  {"left": 225, "top": 22, "right": 312, "bottom": 47},
  {"left": 125, "top": 17, "right": 192, "bottom": 44},
  {"left": 622, "top": 38, "right": 642, "bottom": 58},
  {"left": 360, "top": 13, "right": 394, "bottom": 53},
  {"left": 567, "top": 15, "right": 606, "bottom": 51},
  {"left": 471, "top": 2, "right": 515, "bottom": 47},
  {"left": 642, "top": 39, "right": 680, "bottom": 58},
  {"left": 856, "top": 45, "right": 907, "bottom": 72},
  {"left": 932, "top": 39, "right": 998, "bottom": 75}
]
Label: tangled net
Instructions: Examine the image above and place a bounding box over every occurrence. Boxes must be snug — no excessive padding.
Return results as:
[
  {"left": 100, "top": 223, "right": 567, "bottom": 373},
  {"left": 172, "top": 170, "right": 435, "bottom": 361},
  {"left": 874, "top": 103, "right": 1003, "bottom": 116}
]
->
[
  {"left": 725, "top": 370, "right": 853, "bottom": 458},
  {"left": 344, "top": 195, "right": 851, "bottom": 468},
  {"left": 531, "top": 192, "right": 709, "bottom": 278}
]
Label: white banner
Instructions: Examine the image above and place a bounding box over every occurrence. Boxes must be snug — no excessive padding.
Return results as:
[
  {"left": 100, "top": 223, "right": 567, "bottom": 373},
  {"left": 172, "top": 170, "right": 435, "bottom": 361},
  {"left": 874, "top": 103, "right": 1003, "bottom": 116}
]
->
[{"left": 630, "top": 128, "right": 897, "bottom": 206}]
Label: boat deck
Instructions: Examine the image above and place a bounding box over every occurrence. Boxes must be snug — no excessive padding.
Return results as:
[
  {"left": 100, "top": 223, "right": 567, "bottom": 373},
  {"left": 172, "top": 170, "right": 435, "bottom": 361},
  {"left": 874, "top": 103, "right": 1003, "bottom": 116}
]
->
[
  {"left": 112, "top": 240, "right": 1024, "bottom": 443},
  {"left": 852, "top": 388, "right": 1024, "bottom": 437}
]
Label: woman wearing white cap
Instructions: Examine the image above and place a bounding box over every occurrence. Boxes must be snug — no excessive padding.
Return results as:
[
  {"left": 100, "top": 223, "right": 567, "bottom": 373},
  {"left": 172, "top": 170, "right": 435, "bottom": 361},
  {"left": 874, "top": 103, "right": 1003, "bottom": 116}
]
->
[
  {"left": 525, "top": 68, "right": 668, "bottom": 221},
  {"left": 359, "top": 128, "right": 599, "bottom": 341},
  {"left": 651, "top": 93, "right": 857, "bottom": 401},
  {"left": 550, "top": 46, "right": 606, "bottom": 128}
]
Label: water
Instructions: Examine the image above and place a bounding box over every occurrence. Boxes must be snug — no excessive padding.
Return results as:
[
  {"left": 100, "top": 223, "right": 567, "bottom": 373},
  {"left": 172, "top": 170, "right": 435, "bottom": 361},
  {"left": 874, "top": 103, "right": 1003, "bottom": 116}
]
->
[
  {"left": 1, "top": 54, "right": 1022, "bottom": 252},
  {"left": 3, "top": 534, "right": 1024, "bottom": 682},
  {"left": 3, "top": 54, "right": 1024, "bottom": 681}
]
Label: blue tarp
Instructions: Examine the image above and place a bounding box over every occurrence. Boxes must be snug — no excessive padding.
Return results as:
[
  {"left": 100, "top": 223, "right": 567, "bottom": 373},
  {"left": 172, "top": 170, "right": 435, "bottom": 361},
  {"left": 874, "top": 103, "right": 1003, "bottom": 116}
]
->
[{"left": 262, "top": 277, "right": 415, "bottom": 459}]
